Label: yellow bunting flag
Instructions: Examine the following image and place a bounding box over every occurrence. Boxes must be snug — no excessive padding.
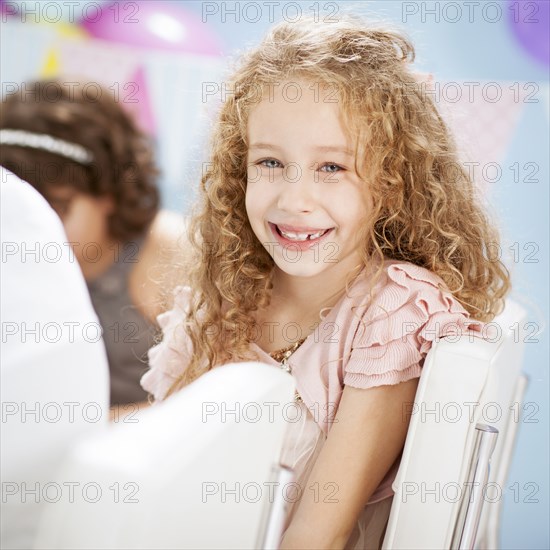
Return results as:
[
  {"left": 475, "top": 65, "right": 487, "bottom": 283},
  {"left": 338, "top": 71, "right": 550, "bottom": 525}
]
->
[{"left": 40, "top": 49, "right": 60, "bottom": 78}]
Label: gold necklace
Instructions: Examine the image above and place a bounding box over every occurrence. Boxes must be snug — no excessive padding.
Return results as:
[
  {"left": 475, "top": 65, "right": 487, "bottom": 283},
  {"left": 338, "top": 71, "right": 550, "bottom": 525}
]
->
[
  {"left": 269, "top": 338, "right": 306, "bottom": 403},
  {"left": 269, "top": 337, "right": 306, "bottom": 364}
]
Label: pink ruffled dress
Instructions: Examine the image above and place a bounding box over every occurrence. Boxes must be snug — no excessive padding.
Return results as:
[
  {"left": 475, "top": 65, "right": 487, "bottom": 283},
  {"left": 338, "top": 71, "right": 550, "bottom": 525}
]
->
[{"left": 141, "top": 259, "right": 487, "bottom": 549}]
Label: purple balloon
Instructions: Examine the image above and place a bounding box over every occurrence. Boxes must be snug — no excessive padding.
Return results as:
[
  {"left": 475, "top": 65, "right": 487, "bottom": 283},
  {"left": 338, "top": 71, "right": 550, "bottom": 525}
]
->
[
  {"left": 80, "top": 1, "right": 222, "bottom": 56},
  {"left": 1, "top": 0, "right": 19, "bottom": 17},
  {"left": 508, "top": 0, "right": 549, "bottom": 66}
]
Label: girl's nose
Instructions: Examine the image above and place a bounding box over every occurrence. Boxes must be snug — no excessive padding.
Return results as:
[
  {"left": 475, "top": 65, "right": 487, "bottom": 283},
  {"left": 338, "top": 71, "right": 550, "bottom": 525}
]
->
[{"left": 276, "top": 164, "right": 316, "bottom": 213}]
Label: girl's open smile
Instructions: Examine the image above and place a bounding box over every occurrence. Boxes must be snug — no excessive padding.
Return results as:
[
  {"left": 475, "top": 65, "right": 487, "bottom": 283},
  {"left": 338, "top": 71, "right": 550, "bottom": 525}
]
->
[{"left": 269, "top": 222, "right": 334, "bottom": 250}]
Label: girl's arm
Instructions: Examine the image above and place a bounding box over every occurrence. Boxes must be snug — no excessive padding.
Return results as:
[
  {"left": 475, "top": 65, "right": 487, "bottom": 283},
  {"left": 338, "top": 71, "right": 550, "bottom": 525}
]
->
[
  {"left": 279, "top": 378, "right": 419, "bottom": 550},
  {"left": 131, "top": 210, "right": 190, "bottom": 324}
]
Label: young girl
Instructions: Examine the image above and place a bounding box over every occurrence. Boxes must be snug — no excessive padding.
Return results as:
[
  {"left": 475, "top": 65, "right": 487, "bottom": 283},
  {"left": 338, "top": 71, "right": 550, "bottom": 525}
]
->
[
  {"left": 0, "top": 80, "right": 185, "bottom": 406},
  {"left": 140, "top": 15, "right": 510, "bottom": 549}
]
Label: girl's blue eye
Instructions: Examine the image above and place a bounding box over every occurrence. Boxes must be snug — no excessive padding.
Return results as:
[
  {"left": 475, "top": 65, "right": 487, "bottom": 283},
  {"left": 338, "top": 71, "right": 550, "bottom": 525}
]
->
[
  {"left": 259, "top": 159, "right": 282, "bottom": 169},
  {"left": 320, "top": 163, "right": 344, "bottom": 173},
  {"left": 256, "top": 159, "right": 344, "bottom": 173}
]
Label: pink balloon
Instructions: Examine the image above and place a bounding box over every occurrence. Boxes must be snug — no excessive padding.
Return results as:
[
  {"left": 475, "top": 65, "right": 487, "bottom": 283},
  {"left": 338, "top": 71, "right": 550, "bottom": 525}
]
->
[
  {"left": 80, "top": 1, "right": 222, "bottom": 56},
  {"left": 1, "top": 0, "right": 19, "bottom": 17}
]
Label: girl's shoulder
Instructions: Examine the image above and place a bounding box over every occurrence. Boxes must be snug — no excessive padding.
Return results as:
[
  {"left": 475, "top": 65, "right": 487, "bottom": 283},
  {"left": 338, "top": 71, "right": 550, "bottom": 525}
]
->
[
  {"left": 354, "top": 257, "right": 449, "bottom": 291},
  {"left": 131, "top": 210, "right": 191, "bottom": 323},
  {"left": 140, "top": 284, "right": 195, "bottom": 402},
  {"left": 340, "top": 259, "right": 486, "bottom": 391},
  {"left": 347, "top": 258, "right": 471, "bottom": 320}
]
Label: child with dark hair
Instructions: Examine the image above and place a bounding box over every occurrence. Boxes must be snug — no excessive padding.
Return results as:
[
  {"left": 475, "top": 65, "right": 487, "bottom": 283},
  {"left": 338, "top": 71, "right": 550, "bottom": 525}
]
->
[{"left": 1, "top": 79, "right": 186, "bottom": 406}]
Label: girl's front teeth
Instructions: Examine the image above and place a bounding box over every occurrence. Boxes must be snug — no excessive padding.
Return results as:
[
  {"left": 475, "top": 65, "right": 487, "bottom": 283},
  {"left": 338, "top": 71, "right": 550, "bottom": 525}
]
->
[{"left": 279, "top": 228, "right": 327, "bottom": 241}]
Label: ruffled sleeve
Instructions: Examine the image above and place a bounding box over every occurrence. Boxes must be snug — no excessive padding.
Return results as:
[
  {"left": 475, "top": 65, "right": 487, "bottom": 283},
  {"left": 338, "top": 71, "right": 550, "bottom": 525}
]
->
[
  {"left": 343, "top": 262, "right": 486, "bottom": 390},
  {"left": 140, "top": 286, "right": 194, "bottom": 402}
]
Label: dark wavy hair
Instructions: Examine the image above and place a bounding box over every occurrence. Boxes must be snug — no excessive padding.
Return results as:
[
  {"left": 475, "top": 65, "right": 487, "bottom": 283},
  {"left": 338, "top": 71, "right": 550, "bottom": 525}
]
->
[{"left": 0, "top": 79, "right": 159, "bottom": 241}]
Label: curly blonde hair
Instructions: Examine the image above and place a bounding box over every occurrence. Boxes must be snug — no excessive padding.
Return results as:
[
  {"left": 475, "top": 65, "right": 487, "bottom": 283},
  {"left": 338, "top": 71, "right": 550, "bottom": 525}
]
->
[{"left": 167, "top": 14, "right": 511, "bottom": 397}]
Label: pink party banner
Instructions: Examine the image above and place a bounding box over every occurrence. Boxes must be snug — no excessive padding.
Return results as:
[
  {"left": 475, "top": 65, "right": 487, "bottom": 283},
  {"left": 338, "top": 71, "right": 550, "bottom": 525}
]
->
[
  {"left": 57, "top": 38, "right": 141, "bottom": 94},
  {"left": 429, "top": 79, "right": 535, "bottom": 193}
]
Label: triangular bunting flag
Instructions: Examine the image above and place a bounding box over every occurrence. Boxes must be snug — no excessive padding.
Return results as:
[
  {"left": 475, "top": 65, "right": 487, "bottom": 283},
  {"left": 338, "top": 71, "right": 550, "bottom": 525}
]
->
[
  {"left": 57, "top": 39, "right": 139, "bottom": 85},
  {"left": 125, "top": 66, "right": 157, "bottom": 137},
  {"left": 434, "top": 80, "right": 530, "bottom": 192},
  {"left": 40, "top": 48, "right": 60, "bottom": 78}
]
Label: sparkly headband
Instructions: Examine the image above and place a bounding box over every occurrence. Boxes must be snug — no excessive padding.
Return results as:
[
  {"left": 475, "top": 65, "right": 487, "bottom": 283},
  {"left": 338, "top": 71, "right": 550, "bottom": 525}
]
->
[{"left": 0, "top": 129, "right": 94, "bottom": 165}]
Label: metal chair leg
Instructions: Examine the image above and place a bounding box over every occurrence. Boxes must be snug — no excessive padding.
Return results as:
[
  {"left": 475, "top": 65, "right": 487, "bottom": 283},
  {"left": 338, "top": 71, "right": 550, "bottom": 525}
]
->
[
  {"left": 451, "top": 424, "right": 499, "bottom": 550},
  {"left": 255, "top": 463, "right": 295, "bottom": 549},
  {"left": 483, "top": 375, "right": 529, "bottom": 550}
]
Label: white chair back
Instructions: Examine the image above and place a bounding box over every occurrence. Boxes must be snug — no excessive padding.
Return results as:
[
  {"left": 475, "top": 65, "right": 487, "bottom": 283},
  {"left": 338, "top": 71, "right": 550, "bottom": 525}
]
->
[
  {"left": 1, "top": 168, "right": 110, "bottom": 549},
  {"left": 33, "top": 362, "right": 295, "bottom": 549},
  {"left": 382, "top": 299, "right": 527, "bottom": 550}
]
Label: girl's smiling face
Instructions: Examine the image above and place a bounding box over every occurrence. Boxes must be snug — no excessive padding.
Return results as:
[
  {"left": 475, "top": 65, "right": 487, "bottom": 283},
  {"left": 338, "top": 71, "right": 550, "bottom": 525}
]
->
[{"left": 245, "top": 79, "right": 370, "bottom": 280}]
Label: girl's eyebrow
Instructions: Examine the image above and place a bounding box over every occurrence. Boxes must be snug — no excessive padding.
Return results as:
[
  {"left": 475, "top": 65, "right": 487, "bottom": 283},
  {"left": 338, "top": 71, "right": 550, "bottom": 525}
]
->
[
  {"left": 248, "top": 142, "right": 282, "bottom": 151},
  {"left": 249, "top": 142, "right": 354, "bottom": 156},
  {"left": 314, "top": 145, "right": 354, "bottom": 156}
]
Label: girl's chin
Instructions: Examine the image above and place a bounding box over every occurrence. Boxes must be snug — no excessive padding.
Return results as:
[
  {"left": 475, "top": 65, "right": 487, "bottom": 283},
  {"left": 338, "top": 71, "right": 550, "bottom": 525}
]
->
[
  {"left": 268, "top": 245, "right": 365, "bottom": 281},
  {"left": 271, "top": 257, "right": 333, "bottom": 279}
]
